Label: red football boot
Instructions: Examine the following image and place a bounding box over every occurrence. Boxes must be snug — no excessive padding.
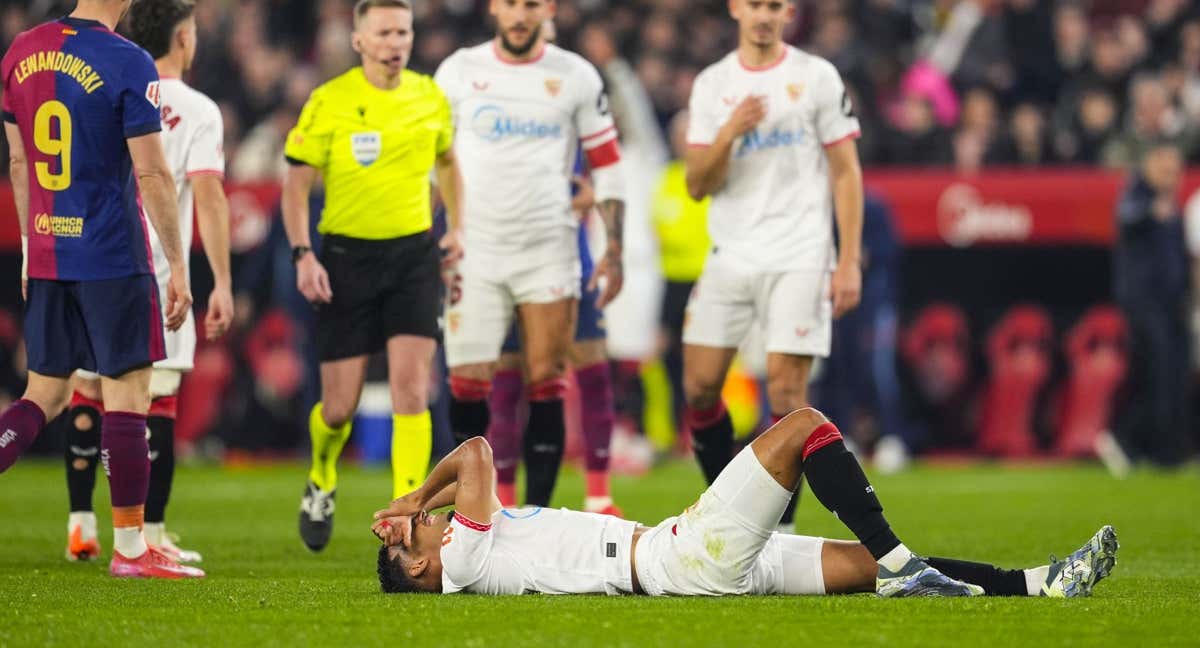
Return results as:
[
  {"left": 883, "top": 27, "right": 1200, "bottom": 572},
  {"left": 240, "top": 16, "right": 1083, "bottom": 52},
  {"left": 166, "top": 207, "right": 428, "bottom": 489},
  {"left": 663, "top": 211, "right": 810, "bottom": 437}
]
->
[{"left": 109, "top": 546, "right": 206, "bottom": 579}]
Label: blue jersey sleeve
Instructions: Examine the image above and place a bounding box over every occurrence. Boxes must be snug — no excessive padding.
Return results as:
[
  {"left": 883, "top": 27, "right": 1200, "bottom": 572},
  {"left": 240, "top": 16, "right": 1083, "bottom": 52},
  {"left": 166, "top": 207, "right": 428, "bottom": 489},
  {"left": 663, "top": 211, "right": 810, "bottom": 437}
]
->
[{"left": 118, "top": 49, "right": 162, "bottom": 138}]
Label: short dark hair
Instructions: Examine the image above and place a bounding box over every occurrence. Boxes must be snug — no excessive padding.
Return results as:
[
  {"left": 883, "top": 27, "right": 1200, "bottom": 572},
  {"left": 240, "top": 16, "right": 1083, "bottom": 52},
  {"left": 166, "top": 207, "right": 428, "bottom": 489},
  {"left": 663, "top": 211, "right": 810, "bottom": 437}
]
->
[
  {"left": 354, "top": 0, "right": 412, "bottom": 26},
  {"left": 128, "top": 0, "right": 195, "bottom": 60},
  {"left": 377, "top": 545, "right": 426, "bottom": 594}
]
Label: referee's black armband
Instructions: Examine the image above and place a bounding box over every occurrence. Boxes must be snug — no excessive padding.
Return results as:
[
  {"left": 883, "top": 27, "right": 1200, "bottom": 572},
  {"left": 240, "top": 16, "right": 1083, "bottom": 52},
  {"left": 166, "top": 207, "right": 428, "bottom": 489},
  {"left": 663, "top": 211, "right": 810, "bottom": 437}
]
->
[{"left": 285, "top": 155, "right": 315, "bottom": 167}]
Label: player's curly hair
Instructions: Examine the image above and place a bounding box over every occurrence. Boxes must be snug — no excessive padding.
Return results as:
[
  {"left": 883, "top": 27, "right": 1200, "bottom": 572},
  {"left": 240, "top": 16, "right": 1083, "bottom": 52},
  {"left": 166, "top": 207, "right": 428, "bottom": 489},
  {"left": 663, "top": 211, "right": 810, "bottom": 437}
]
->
[
  {"left": 377, "top": 545, "right": 427, "bottom": 594},
  {"left": 127, "top": 0, "right": 196, "bottom": 60}
]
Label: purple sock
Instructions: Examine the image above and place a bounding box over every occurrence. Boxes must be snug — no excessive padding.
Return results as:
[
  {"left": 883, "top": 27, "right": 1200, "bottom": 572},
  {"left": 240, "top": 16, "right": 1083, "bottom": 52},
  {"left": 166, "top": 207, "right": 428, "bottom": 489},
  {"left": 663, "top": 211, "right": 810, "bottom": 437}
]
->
[
  {"left": 487, "top": 369, "right": 524, "bottom": 486},
  {"left": 576, "top": 363, "right": 615, "bottom": 473},
  {"left": 100, "top": 412, "right": 150, "bottom": 509},
  {"left": 0, "top": 399, "right": 47, "bottom": 473}
]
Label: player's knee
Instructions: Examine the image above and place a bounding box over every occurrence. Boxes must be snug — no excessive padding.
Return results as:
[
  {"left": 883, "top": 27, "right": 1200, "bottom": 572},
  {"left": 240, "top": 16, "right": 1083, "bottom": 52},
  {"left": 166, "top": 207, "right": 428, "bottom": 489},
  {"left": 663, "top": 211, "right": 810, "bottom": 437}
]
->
[
  {"left": 321, "top": 401, "right": 357, "bottom": 428},
  {"left": 777, "top": 407, "right": 829, "bottom": 443}
]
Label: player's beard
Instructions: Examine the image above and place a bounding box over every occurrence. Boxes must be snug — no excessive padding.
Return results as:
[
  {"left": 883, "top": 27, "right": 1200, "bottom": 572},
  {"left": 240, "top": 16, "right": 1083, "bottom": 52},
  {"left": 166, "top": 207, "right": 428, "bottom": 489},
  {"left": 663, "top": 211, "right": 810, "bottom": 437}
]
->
[{"left": 499, "top": 23, "right": 542, "bottom": 57}]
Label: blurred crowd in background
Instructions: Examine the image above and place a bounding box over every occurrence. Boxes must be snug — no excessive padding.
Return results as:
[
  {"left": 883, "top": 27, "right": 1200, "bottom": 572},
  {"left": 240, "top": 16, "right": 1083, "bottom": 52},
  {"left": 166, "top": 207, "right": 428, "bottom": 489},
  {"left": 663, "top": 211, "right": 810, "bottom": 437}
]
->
[
  {"left": 2, "top": 0, "right": 1199, "bottom": 470},
  {"left": 7, "top": 0, "right": 1200, "bottom": 177}
]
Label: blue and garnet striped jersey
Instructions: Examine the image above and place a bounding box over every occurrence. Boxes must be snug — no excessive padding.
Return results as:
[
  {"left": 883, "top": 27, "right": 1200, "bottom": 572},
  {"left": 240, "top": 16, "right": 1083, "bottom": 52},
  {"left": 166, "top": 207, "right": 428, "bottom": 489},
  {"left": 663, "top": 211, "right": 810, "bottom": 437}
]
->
[{"left": 1, "top": 16, "right": 162, "bottom": 281}]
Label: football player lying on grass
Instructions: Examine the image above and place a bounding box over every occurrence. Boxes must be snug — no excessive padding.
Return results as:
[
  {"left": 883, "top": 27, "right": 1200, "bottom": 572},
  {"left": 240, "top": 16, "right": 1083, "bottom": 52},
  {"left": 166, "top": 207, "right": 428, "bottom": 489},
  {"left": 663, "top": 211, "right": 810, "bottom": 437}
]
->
[{"left": 373, "top": 409, "right": 1117, "bottom": 597}]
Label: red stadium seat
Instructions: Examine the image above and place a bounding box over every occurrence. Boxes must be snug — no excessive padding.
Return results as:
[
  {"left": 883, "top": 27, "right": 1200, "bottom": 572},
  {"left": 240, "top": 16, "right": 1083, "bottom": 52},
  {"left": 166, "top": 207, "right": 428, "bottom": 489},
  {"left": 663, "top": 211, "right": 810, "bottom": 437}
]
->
[
  {"left": 901, "top": 303, "right": 971, "bottom": 405},
  {"left": 977, "top": 305, "right": 1054, "bottom": 458},
  {"left": 1053, "top": 306, "right": 1128, "bottom": 458}
]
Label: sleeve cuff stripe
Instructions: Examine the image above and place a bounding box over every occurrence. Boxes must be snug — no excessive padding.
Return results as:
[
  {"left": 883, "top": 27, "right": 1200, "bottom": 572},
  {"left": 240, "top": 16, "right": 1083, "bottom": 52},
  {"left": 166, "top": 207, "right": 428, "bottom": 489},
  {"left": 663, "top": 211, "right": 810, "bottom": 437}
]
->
[
  {"left": 453, "top": 511, "right": 492, "bottom": 532},
  {"left": 186, "top": 169, "right": 225, "bottom": 179},
  {"left": 581, "top": 125, "right": 617, "bottom": 142},
  {"left": 285, "top": 155, "right": 317, "bottom": 167},
  {"left": 822, "top": 130, "right": 861, "bottom": 149},
  {"left": 2, "top": 111, "right": 15, "bottom": 124}
]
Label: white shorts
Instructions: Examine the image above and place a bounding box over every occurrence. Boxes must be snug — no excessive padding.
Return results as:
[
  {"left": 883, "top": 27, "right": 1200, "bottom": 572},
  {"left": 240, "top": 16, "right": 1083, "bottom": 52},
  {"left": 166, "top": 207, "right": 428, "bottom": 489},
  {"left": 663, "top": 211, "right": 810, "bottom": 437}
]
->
[
  {"left": 444, "top": 232, "right": 581, "bottom": 368},
  {"left": 634, "top": 447, "right": 826, "bottom": 596},
  {"left": 683, "top": 257, "right": 832, "bottom": 357},
  {"left": 151, "top": 262, "right": 197, "bottom": 372},
  {"left": 74, "top": 368, "right": 183, "bottom": 398}
]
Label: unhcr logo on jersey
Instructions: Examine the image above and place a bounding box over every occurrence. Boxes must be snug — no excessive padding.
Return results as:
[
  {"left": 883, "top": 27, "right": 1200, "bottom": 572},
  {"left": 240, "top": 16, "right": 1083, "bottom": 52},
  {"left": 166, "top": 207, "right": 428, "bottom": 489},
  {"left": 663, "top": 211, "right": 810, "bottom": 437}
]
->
[
  {"left": 471, "top": 105, "right": 562, "bottom": 143},
  {"left": 735, "top": 127, "right": 808, "bottom": 158},
  {"left": 33, "top": 213, "right": 83, "bottom": 238}
]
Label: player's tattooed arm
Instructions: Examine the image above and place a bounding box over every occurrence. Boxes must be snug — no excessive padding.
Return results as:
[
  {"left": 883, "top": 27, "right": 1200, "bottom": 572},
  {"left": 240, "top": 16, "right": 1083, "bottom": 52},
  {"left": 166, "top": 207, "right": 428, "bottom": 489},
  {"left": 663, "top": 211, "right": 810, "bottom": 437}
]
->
[
  {"left": 129, "top": 132, "right": 192, "bottom": 331},
  {"left": 591, "top": 198, "right": 625, "bottom": 308},
  {"left": 5, "top": 123, "right": 29, "bottom": 300}
]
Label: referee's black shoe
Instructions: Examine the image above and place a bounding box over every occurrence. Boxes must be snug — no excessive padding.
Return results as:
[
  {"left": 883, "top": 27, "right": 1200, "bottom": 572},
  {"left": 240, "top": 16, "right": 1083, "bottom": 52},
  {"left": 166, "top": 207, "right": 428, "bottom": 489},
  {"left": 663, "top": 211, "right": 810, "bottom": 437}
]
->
[{"left": 299, "top": 480, "right": 336, "bottom": 552}]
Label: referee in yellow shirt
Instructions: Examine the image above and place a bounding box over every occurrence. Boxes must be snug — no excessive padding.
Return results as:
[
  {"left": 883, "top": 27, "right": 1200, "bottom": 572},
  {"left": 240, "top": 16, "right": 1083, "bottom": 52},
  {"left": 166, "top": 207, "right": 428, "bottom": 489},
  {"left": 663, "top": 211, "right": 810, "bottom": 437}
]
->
[{"left": 282, "top": 0, "right": 463, "bottom": 552}]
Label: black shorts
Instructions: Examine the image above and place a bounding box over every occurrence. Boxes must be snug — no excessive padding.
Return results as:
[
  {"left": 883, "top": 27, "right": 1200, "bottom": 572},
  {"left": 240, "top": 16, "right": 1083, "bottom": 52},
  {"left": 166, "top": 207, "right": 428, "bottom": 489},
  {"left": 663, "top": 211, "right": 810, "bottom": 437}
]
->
[
  {"left": 660, "top": 280, "right": 695, "bottom": 336},
  {"left": 316, "top": 232, "right": 441, "bottom": 362}
]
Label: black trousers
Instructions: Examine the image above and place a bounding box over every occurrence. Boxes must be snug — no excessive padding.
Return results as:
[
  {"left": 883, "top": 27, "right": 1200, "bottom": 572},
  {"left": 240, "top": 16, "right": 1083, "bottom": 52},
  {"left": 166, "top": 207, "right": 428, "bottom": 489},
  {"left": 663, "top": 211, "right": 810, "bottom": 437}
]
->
[{"left": 1116, "top": 299, "right": 1195, "bottom": 466}]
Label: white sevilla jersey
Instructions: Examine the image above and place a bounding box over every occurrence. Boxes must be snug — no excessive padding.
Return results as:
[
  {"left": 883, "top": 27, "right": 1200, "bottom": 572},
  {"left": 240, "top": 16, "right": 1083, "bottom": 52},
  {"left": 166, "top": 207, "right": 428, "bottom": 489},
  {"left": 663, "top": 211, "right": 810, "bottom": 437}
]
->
[
  {"left": 687, "top": 47, "right": 860, "bottom": 273},
  {"left": 441, "top": 508, "right": 638, "bottom": 596},
  {"left": 147, "top": 77, "right": 225, "bottom": 370},
  {"left": 435, "top": 42, "right": 620, "bottom": 257}
]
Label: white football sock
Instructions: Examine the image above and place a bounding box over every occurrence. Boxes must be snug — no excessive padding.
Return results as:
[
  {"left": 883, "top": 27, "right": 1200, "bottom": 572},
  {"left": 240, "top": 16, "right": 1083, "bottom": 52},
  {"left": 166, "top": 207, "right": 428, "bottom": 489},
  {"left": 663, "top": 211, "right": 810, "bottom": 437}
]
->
[
  {"left": 1024, "top": 566, "right": 1050, "bottom": 596},
  {"left": 878, "top": 543, "right": 915, "bottom": 572},
  {"left": 113, "top": 527, "right": 147, "bottom": 559},
  {"left": 143, "top": 522, "right": 166, "bottom": 547},
  {"left": 68, "top": 511, "right": 97, "bottom": 539}
]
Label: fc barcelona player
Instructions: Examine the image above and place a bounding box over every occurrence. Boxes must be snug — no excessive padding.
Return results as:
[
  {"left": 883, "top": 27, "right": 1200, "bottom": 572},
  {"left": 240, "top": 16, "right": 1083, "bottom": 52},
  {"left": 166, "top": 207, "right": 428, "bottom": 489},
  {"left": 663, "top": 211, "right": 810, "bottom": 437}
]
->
[{"left": 0, "top": 0, "right": 202, "bottom": 578}]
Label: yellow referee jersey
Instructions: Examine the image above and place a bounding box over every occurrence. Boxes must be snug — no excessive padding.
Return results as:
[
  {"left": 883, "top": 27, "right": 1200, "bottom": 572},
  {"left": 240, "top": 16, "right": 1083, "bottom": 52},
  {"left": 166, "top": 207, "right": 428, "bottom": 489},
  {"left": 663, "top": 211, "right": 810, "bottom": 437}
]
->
[
  {"left": 652, "top": 161, "right": 711, "bottom": 282},
  {"left": 285, "top": 67, "right": 452, "bottom": 240}
]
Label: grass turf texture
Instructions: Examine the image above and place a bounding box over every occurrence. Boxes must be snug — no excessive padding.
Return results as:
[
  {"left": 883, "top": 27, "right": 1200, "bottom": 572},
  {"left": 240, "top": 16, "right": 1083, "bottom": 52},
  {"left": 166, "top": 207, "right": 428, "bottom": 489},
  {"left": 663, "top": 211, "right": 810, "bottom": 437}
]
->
[{"left": 1, "top": 459, "right": 1196, "bottom": 646}]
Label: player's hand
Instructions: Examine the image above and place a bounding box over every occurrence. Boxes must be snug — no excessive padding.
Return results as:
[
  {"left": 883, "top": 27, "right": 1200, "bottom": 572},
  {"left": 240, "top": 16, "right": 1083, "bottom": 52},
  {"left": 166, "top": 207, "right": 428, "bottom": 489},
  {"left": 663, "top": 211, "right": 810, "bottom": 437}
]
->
[
  {"left": 439, "top": 228, "right": 465, "bottom": 269},
  {"left": 372, "top": 512, "right": 419, "bottom": 548},
  {"left": 296, "top": 253, "right": 333, "bottom": 304},
  {"left": 164, "top": 267, "right": 193, "bottom": 332},
  {"left": 723, "top": 95, "right": 768, "bottom": 138},
  {"left": 830, "top": 260, "right": 862, "bottom": 319},
  {"left": 571, "top": 176, "right": 595, "bottom": 216},
  {"left": 204, "top": 284, "right": 235, "bottom": 341},
  {"left": 589, "top": 246, "right": 624, "bottom": 309}
]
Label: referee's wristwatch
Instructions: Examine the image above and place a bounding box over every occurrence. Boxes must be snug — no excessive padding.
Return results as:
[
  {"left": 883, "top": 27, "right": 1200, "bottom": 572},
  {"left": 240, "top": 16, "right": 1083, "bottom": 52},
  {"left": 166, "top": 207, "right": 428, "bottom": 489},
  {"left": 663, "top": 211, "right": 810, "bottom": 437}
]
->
[{"left": 291, "top": 245, "right": 313, "bottom": 264}]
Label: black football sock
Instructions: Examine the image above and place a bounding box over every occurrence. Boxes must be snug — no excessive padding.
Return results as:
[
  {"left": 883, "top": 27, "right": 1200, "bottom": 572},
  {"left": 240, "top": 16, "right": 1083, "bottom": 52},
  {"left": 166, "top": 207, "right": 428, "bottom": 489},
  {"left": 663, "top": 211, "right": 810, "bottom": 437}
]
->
[
  {"left": 523, "top": 398, "right": 565, "bottom": 507},
  {"left": 64, "top": 405, "right": 101, "bottom": 513},
  {"left": 688, "top": 402, "right": 734, "bottom": 485},
  {"left": 145, "top": 416, "right": 176, "bottom": 524},
  {"left": 802, "top": 423, "right": 901, "bottom": 560},
  {"left": 924, "top": 557, "right": 1029, "bottom": 596},
  {"left": 449, "top": 397, "right": 489, "bottom": 446}
]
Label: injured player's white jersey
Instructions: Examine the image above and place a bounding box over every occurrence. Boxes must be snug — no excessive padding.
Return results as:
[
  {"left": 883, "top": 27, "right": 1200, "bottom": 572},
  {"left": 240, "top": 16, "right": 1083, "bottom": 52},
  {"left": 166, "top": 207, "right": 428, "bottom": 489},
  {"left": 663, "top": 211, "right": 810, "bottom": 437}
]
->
[
  {"left": 434, "top": 42, "right": 620, "bottom": 257},
  {"left": 440, "top": 508, "right": 638, "bottom": 595},
  {"left": 687, "top": 47, "right": 859, "bottom": 273}
]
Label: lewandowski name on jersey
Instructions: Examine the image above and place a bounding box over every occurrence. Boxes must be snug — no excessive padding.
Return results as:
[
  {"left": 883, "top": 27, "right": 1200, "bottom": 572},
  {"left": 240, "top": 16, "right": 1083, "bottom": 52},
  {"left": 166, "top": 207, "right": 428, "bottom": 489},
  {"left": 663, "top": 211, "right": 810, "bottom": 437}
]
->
[{"left": 470, "top": 104, "right": 563, "bottom": 142}]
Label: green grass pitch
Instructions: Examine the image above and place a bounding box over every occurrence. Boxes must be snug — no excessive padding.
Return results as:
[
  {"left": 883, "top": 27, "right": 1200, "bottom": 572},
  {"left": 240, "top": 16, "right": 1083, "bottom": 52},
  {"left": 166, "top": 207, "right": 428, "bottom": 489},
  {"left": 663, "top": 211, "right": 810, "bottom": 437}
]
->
[{"left": 1, "top": 459, "right": 1197, "bottom": 646}]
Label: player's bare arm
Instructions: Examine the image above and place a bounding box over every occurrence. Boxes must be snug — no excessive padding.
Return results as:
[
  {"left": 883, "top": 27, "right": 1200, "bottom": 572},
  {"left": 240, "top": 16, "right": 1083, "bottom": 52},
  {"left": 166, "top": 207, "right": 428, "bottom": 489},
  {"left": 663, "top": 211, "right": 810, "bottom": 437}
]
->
[
  {"left": 434, "top": 145, "right": 465, "bottom": 268},
  {"left": 590, "top": 198, "right": 625, "bottom": 308},
  {"left": 281, "top": 162, "right": 332, "bottom": 304},
  {"left": 5, "top": 122, "right": 29, "bottom": 299},
  {"left": 684, "top": 95, "right": 767, "bottom": 200},
  {"left": 826, "top": 138, "right": 863, "bottom": 318},
  {"left": 128, "top": 132, "right": 191, "bottom": 331},
  {"left": 373, "top": 437, "right": 501, "bottom": 536},
  {"left": 570, "top": 175, "right": 595, "bottom": 215},
  {"left": 192, "top": 174, "right": 234, "bottom": 339}
]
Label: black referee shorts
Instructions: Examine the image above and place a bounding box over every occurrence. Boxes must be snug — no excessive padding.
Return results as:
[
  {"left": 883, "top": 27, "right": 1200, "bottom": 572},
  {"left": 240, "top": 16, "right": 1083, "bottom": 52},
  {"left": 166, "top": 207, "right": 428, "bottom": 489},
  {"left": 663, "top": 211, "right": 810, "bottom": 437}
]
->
[{"left": 315, "top": 231, "right": 441, "bottom": 362}]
